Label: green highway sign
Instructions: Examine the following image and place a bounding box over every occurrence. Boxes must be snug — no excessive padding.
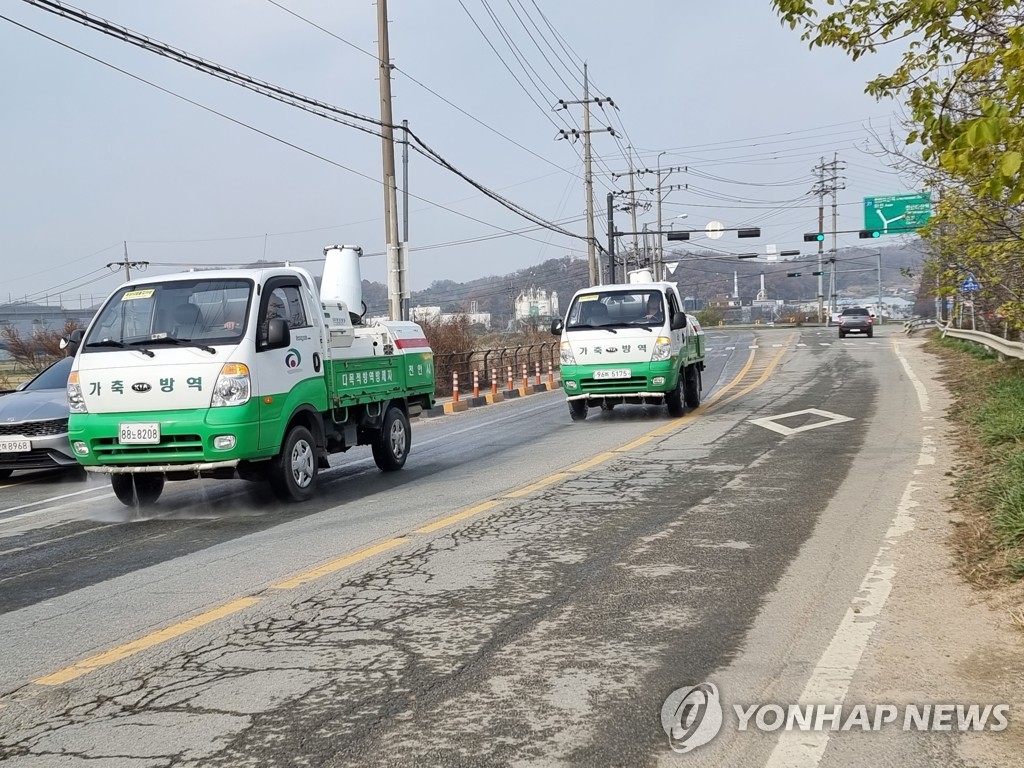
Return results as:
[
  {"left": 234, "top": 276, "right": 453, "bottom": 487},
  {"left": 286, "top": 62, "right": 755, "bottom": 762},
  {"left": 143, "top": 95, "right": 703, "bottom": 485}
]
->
[{"left": 863, "top": 193, "right": 932, "bottom": 234}]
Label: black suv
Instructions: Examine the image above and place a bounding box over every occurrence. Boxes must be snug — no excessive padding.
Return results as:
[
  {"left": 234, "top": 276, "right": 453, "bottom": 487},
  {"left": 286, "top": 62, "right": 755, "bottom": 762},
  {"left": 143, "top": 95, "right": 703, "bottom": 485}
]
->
[{"left": 838, "top": 307, "right": 873, "bottom": 338}]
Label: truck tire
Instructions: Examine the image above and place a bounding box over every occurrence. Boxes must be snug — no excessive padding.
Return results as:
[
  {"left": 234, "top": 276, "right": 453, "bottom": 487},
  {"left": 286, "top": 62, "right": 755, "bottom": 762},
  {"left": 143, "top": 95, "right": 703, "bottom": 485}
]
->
[
  {"left": 683, "top": 365, "right": 702, "bottom": 409},
  {"left": 665, "top": 374, "right": 685, "bottom": 417},
  {"left": 270, "top": 425, "right": 318, "bottom": 501},
  {"left": 372, "top": 406, "right": 410, "bottom": 471},
  {"left": 568, "top": 400, "right": 588, "bottom": 421},
  {"left": 110, "top": 473, "right": 164, "bottom": 507}
]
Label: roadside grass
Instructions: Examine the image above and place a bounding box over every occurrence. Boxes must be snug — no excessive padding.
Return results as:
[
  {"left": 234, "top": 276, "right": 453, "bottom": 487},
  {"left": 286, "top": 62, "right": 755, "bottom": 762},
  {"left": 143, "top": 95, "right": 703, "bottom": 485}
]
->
[{"left": 927, "top": 334, "right": 1024, "bottom": 588}]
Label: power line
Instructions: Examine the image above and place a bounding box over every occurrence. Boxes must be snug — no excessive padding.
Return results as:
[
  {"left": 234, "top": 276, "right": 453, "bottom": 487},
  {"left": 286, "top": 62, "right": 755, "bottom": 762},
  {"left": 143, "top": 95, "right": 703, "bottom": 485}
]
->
[{"left": 8, "top": 2, "right": 589, "bottom": 244}]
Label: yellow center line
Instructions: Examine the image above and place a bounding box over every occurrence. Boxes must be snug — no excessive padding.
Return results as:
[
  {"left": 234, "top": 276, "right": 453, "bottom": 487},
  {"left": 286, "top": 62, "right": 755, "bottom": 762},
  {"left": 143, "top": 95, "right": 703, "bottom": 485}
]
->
[
  {"left": 272, "top": 538, "right": 409, "bottom": 590},
  {"left": 706, "top": 333, "right": 794, "bottom": 413},
  {"left": 35, "top": 597, "right": 261, "bottom": 686},
  {"left": 568, "top": 451, "right": 618, "bottom": 472}
]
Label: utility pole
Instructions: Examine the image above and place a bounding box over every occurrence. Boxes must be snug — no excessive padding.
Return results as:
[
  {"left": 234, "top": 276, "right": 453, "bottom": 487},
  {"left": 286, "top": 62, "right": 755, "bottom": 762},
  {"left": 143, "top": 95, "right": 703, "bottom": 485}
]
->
[
  {"left": 106, "top": 242, "right": 148, "bottom": 282},
  {"left": 812, "top": 154, "right": 845, "bottom": 321},
  {"left": 606, "top": 191, "right": 616, "bottom": 283},
  {"left": 377, "top": 0, "right": 404, "bottom": 320},
  {"left": 556, "top": 67, "right": 616, "bottom": 287}
]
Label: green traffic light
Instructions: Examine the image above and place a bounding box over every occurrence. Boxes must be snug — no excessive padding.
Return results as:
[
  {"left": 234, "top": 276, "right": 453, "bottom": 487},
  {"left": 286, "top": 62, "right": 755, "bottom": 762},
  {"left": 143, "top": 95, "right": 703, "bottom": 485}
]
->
[{"left": 816, "top": 233, "right": 825, "bottom": 241}]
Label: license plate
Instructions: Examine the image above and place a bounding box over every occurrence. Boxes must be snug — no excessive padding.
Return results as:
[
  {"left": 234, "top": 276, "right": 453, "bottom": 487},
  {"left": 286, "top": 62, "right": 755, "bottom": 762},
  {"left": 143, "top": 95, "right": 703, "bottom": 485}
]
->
[
  {"left": 0, "top": 437, "right": 30, "bottom": 453},
  {"left": 594, "top": 368, "right": 631, "bottom": 380},
  {"left": 118, "top": 422, "right": 161, "bottom": 445}
]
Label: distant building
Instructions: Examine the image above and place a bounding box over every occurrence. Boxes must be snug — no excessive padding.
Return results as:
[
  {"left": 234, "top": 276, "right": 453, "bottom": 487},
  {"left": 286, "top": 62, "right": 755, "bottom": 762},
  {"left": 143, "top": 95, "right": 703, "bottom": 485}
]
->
[
  {"left": 410, "top": 306, "right": 442, "bottom": 323},
  {"left": 514, "top": 288, "right": 559, "bottom": 321},
  {"left": 408, "top": 306, "right": 491, "bottom": 329}
]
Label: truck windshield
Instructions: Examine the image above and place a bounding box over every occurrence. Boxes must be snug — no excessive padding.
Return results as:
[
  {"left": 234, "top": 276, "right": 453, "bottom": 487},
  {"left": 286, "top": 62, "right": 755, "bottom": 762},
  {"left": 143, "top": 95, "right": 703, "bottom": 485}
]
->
[
  {"left": 83, "top": 278, "right": 254, "bottom": 351},
  {"left": 566, "top": 290, "right": 665, "bottom": 328}
]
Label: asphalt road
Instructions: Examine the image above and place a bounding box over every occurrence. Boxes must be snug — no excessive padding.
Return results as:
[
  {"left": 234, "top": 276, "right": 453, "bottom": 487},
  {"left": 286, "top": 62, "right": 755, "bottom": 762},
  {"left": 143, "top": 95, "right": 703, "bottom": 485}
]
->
[{"left": 0, "top": 327, "right": 960, "bottom": 766}]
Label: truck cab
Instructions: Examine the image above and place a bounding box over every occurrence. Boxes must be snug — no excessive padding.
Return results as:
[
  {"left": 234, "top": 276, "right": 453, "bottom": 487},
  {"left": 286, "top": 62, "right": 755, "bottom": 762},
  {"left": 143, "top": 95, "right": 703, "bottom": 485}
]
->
[{"left": 551, "top": 278, "right": 705, "bottom": 421}]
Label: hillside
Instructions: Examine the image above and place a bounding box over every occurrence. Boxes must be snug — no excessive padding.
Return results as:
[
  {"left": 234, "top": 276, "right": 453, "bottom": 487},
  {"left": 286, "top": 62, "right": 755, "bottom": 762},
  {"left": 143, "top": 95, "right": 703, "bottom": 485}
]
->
[{"left": 361, "top": 242, "right": 924, "bottom": 324}]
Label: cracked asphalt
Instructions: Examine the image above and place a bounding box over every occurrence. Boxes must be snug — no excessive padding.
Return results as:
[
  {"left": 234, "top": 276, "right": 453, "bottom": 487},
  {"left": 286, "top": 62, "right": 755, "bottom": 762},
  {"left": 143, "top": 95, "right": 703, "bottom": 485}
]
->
[{"left": 0, "top": 328, "right": 952, "bottom": 766}]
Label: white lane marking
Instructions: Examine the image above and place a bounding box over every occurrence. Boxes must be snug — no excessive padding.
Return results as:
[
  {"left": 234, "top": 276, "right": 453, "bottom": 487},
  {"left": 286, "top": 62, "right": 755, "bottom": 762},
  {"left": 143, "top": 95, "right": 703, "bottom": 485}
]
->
[
  {"left": 765, "top": 477, "right": 920, "bottom": 767},
  {"left": 893, "top": 341, "right": 930, "bottom": 413},
  {"left": 0, "top": 486, "right": 110, "bottom": 516},
  {"left": 750, "top": 408, "right": 854, "bottom": 436},
  {"left": 0, "top": 494, "right": 117, "bottom": 526},
  {"left": 749, "top": 345, "right": 759, "bottom": 349},
  {"left": 819, "top": 342, "right": 831, "bottom": 346},
  {"left": 796, "top": 343, "right": 807, "bottom": 347},
  {"left": 725, "top": 346, "right": 736, "bottom": 350}
]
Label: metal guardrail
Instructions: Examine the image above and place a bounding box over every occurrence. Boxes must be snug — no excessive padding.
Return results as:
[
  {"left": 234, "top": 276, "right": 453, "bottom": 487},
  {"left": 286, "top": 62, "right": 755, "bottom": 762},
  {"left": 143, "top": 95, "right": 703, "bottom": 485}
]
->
[
  {"left": 903, "top": 318, "right": 1024, "bottom": 361},
  {"left": 903, "top": 318, "right": 938, "bottom": 335},
  {"left": 941, "top": 325, "right": 1024, "bottom": 361}
]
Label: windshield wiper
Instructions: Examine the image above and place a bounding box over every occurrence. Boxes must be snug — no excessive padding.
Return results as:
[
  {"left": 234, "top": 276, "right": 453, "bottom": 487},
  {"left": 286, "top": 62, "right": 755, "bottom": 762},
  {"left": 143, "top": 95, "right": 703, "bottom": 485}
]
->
[
  {"left": 567, "top": 323, "right": 618, "bottom": 334},
  {"left": 140, "top": 336, "right": 216, "bottom": 355},
  {"left": 87, "top": 339, "right": 154, "bottom": 357}
]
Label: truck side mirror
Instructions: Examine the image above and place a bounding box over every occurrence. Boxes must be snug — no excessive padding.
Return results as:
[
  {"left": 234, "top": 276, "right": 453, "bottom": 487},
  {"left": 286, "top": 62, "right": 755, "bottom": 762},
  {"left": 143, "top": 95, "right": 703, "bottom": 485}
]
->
[
  {"left": 61, "top": 329, "right": 84, "bottom": 356},
  {"left": 550, "top": 318, "right": 563, "bottom": 336},
  {"left": 266, "top": 318, "right": 290, "bottom": 348},
  {"left": 670, "top": 311, "right": 688, "bottom": 331}
]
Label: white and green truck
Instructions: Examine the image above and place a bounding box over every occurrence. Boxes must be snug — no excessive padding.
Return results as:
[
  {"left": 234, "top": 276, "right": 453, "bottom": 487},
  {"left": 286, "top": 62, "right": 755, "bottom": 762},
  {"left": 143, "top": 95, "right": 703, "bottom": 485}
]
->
[
  {"left": 551, "top": 274, "right": 705, "bottom": 421},
  {"left": 66, "top": 245, "right": 434, "bottom": 505}
]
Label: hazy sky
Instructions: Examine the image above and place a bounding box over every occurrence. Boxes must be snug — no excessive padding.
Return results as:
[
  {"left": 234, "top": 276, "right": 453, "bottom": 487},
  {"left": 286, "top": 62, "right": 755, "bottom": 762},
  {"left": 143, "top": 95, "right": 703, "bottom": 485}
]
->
[{"left": 1, "top": 0, "right": 913, "bottom": 306}]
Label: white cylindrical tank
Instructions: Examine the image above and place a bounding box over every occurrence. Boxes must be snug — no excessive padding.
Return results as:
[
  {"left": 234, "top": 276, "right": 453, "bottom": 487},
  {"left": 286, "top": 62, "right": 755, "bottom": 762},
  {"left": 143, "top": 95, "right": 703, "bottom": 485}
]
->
[
  {"left": 321, "top": 245, "right": 363, "bottom": 316},
  {"left": 628, "top": 268, "right": 654, "bottom": 284}
]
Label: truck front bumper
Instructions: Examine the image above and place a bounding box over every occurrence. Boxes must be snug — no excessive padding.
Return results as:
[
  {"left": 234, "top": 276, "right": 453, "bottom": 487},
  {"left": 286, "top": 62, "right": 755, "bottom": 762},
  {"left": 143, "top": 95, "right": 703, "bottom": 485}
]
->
[{"left": 85, "top": 460, "right": 240, "bottom": 474}]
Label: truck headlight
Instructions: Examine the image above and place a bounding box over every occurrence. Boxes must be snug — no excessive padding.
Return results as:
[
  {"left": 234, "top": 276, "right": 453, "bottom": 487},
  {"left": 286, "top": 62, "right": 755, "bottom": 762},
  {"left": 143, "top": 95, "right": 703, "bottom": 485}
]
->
[
  {"left": 211, "top": 363, "right": 251, "bottom": 407},
  {"left": 67, "top": 371, "right": 88, "bottom": 414},
  {"left": 560, "top": 341, "right": 577, "bottom": 365},
  {"left": 651, "top": 336, "right": 672, "bottom": 362}
]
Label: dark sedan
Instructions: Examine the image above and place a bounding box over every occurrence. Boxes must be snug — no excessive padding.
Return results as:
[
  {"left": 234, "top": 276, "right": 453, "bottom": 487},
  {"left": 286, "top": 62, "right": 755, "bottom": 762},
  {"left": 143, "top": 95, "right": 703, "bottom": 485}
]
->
[
  {"left": 0, "top": 356, "right": 77, "bottom": 479},
  {"left": 838, "top": 307, "right": 874, "bottom": 338}
]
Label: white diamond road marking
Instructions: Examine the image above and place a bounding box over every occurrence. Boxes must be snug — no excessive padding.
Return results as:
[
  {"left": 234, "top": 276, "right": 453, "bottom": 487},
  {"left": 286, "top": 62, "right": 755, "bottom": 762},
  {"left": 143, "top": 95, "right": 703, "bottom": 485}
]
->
[{"left": 749, "top": 408, "right": 854, "bottom": 436}]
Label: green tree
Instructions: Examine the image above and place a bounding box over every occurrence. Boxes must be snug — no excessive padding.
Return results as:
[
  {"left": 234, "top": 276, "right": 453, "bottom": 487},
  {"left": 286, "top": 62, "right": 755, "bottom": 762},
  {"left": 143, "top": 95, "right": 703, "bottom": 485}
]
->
[{"left": 772, "top": 1, "right": 1024, "bottom": 201}]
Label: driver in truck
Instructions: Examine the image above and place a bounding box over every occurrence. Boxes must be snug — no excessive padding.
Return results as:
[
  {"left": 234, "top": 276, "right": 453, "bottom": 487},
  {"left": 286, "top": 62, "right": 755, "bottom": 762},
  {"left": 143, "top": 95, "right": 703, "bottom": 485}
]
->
[{"left": 643, "top": 294, "right": 664, "bottom": 323}]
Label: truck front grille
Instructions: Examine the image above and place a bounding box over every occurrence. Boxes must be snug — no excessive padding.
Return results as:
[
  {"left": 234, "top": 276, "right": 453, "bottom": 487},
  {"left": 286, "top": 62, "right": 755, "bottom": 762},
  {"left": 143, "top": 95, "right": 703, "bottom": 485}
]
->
[{"left": 92, "top": 434, "right": 204, "bottom": 460}]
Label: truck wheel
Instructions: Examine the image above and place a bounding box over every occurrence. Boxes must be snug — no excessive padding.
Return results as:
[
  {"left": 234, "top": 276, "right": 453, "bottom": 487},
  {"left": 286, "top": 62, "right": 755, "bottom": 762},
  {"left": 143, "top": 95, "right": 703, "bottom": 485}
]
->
[
  {"left": 270, "top": 425, "right": 318, "bottom": 501},
  {"left": 110, "top": 473, "right": 164, "bottom": 507},
  {"left": 600, "top": 400, "right": 616, "bottom": 412},
  {"left": 568, "top": 400, "right": 588, "bottom": 421},
  {"left": 372, "top": 406, "right": 410, "bottom": 471},
  {"left": 683, "top": 365, "right": 702, "bottom": 409},
  {"left": 665, "top": 375, "right": 685, "bottom": 417}
]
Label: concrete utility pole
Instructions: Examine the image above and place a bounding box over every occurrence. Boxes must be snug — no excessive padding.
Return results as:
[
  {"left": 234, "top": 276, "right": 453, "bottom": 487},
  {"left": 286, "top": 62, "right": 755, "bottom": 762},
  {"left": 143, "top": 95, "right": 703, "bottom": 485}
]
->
[
  {"left": 377, "top": 0, "right": 404, "bottom": 320},
  {"left": 610, "top": 162, "right": 653, "bottom": 274},
  {"left": 650, "top": 156, "right": 684, "bottom": 281},
  {"left": 812, "top": 154, "right": 845, "bottom": 320},
  {"left": 606, "top": 191, "right": 616, "bottom": 283},
  {"left": 556, "top": 66, "right": 616, "bottom": 287},
  {"left": 106, "top": 242, "right": 148, "bottom": 282}
]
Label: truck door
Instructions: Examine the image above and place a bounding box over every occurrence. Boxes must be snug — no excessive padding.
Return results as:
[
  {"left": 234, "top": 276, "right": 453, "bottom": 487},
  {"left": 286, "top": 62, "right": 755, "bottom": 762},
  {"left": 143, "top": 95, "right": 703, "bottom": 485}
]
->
[
  {"left": 667, "top": 290, "right": 685, "bottom": 354},
  {"left": 255, "top": 278, "right": 327, "bottom": 450}
]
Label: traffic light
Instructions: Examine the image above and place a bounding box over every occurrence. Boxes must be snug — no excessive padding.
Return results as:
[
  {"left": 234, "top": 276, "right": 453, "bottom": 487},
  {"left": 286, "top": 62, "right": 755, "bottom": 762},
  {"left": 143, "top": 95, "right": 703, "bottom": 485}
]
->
[
  {"left": 737, "top": 227, "right": 761, "bottom": 238},
  {"left": 811, "top": 270, "right": 824, "bottom": 276},
  {"left": 859, "top": 229, "right": 881, "bottom": 238},
  {"left": 666, "top": 231, "right": 690, "bottom": 241},
  {"left": 787, "top": 272, "right": 802, "bottom": 277},
  {"left": 803, "top": 233, "right": 825, "bottom": 242}
]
